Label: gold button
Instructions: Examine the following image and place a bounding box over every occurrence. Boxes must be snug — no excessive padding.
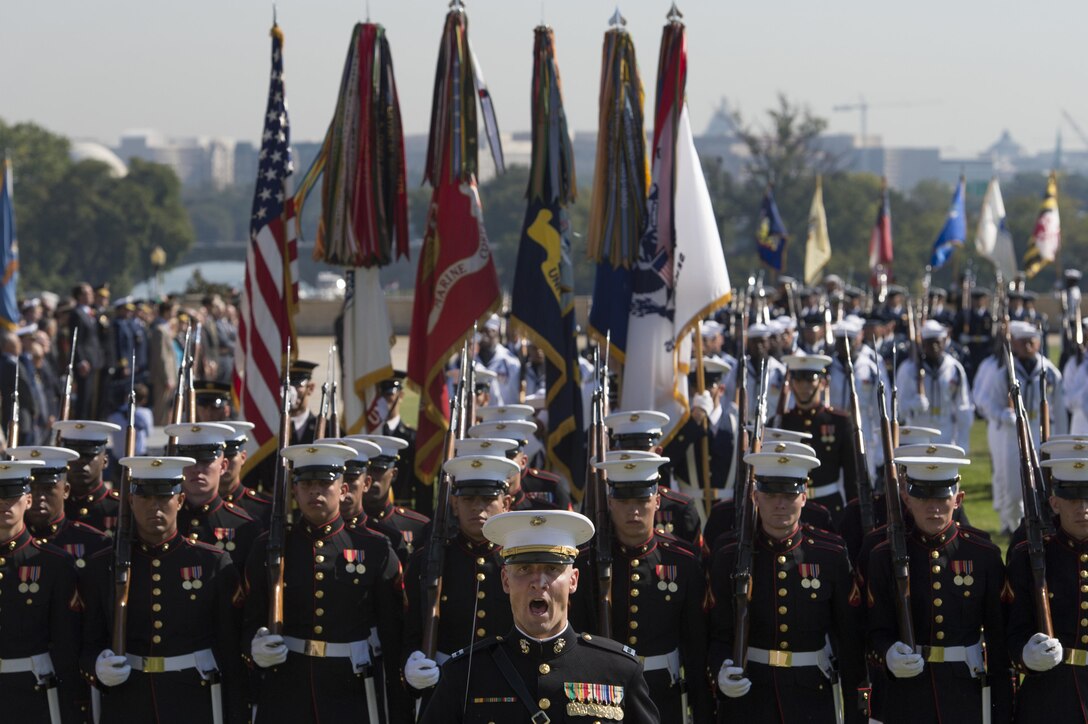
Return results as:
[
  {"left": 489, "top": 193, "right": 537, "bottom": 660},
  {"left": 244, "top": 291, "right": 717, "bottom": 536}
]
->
[
  {"left": 779, "top": 641, "right": 789, "bottom": 650},
  {"left": 477, "top": 591, "right": 486, "bottom": 600},
  {"left": 631, "top": 560, "right": 640, "bottom": 567},
  {"left": 153, "top": 604, "right": 162, "bottom": 612},
  {"left": 152, "top": 588, "right": 162, "bottom": 597},
  {"left": 316, "top": 608, "right": 324, "bottom": 617},
  {"left": 630, "top": 605, "right": 638, "bottom": 614},
  {"left": 477, "top": 610, "right": 486, "bottom": 619},
  {"left": 628, "top": 636, "right": 638, "bottom": 645},
  {"left": 931, "top": 565, "right": 941, "bottom": 574},
  {"left": 1082, "top": 570, "right": 1088, "bottom": 579},
  {"left": 1082, "top": 618, "right": 1088, "bottom": 627},
  {"left": 935, "top": 615, "right": 944, "bottom": 623},
  {"left": 631, "top": 589, "right": 639, "bottom": 597},
  {"left": 1082, "top": 635, "right": 1088, "bottom": 645},
  {"left": 477, "top": 628, "right": 487, "bottom": 637},
  {"left": 476, "top": 557, "right": 486, "bottom": 565},
  {"left": 315, "top": 541, "right": 324, "bottom": 548},
  {"left": 779, "top": 624, "right": 789, "bottom": 633},
  {"left": 1081, "top": 601, "right": 1088, "bottom": 610},
  {"left": 441, "top": 595, "right": 448, "bottom": 602},
  {"left": 936, "top": 632, "right": 945, "bottom": 641},
  {"left": 154, "top": 620, "right": 163, "bottom": 629},
  {"left": 1081, "top": 554, "right": 1088, "bottom": 563},
  {"left": 932, "top": 582, "right": 941, "bottom": 590},
  {"left": 629, "top": 621, "right": 638, "bottom": 630},
  {"left": 930, "top": 550, "right": 939, "bottom": 559},
  {"left": 476, "top": 573, "right": 486, "bottom": 582},
  {"left": 80, "top": 508, "right": 88, "bottom": 516},
  {"left": 934, "top": 598, "right": 942, "bottom": 607},
  {"left": 777, "top": 571, "right": 787, "bottom": 580},
  {"left": 152, "top": 574, "right": 161, "bottom": 582},
  {"left": 539, "top": 663, "right": 550, "bottom": 675},
  {"left": 189, "top": 533, "right": 199, "bottom": 540},
  {"left": 315, "top": 572, "right": 324, "bottom": 581},
  {"left": 315, "top": 555, "right": 325, "bottom": 563},
  {"left": 152, "top": 635, "right": 161, "bottom": 644},
  {"left": 631, "top": 574, "right": 640, "bottom": 582},
  {"left": 777, "top": 555, "right": 786, "bottom": 564},
  {"left": 314, "top": 625, "right": 323, "bottom": 635},
  {"left": 1082, "top": 585, "right": 1088, "bottom": 593},
  {"left": 539, "top": 699, "right": 550, "bottom": 710},
  {"left": 315, "top": 590, "right": 324, "bottom": 599},
  {"left": 778, "top": 588, "right": 787, "bottom": 597},
  {"left": 151, "top": 559, "right": 161, "bottom": 568},
  {"left": 778, "top": 606, "right": 787, "bottom": 615},
  {"left": 964, "top": 591, "right": 971, "bottom": 598}
]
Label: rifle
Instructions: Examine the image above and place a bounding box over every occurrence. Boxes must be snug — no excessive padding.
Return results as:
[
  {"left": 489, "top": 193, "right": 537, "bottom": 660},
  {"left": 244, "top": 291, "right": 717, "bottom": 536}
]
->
[
  {"left": 187, "top": 322, "right": 201, "bottom": 423},
  {"left": 266, "top": 340, "right": 293, "bottom": 634},
  {"left": 732, "top": 350, "right": 750, "bottom": 528},
  {"left": 54, "top": 328, "right": 78, "bottom": 445},
  {"left": 1076, "top": 296, "right": 1084, "bottom": 366},
  {"left": 421, "top": 337, "right": 470, "bottom": 658},
  {"left": 167, "top": 324, "right": 193, "bottom": 453},
  {"left": 328, "top": 344, "right": 340, "bottom": 438},
  {"left": 877, "top": 381, "right": 914, "bottom": 649},
  {"left": 315, "top": 348, "right": 332, "bottom": 440},
  {"left": 587, "top": 345, "right": 613, "bottom": 636},
  {"left": 844, "top": 338, "right": 875, "bottom": 533},
  {"left": 907, "top": 302, "right": 927, "bottom": 408},
  {"left": 731, "top": 358, "right": 768, "bottom": 675},
  {"left": 111, "top": 351, "right": 138, "bottom": 655},
  {"left": 1003, "top": 336, "right": 1054, "bottom": 636},
  {"left": 7, "top": 356, "right": 19, "bottom": 449},
  {"left": 890, "top": 349, "right": 901, "bottom": 447},
  {"left": 694, "top": 322, "right": 714, "bottom": 516}
]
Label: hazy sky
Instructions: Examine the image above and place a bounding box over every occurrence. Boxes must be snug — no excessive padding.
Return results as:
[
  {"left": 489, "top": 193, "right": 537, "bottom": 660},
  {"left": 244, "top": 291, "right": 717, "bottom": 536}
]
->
[{"left": 4, "top": 1, "right": 1086, "bottom": 158}]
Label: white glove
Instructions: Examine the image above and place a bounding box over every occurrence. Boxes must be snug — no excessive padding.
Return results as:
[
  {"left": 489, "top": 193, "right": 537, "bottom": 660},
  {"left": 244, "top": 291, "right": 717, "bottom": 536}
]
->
[
  {"left": 95, "top": 649, "right": 131, "bottom": 687},
  {"left": 717, "top": 659, "right": 751, "bottom": 698},
  {"left": 885, "top": 642, "right": 924, "bottom": 678},
  {"left": 251, "top": 627, "right": 288, "bottom": 668},
  {"left": 910, "top": 396, "right": 930, "bottom": 415},
  {"left": 405, "top": 650, "right": 441, "bottom": 690},
  {"left": 692, "top": 391, "right": 713, "bottom": 416},
  {"left": 1022, "top": 632, "right": 1063, "bottom": 672},
  {"left": 1000, "top": 408, "right": 1017, "bottom": 426}
]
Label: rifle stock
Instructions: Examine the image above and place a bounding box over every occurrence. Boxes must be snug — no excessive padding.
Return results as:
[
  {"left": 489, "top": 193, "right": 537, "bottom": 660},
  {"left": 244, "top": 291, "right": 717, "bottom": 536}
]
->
[
  {"left": 111, "top": 352, "right": 138, "bottom": 655},
  {"left": 167, "top": 324, "right": 193, "bottom": 453},
  {"left": 587, "top": 346, "right": 613, "bottom": 637},
  {"left": 266, "top": 340, "right": 292, "bottom": 634},
  {"left": 7, "top": 356, "right": 19, "bottom": 449},
  {"left": 844, "top": 339, "right": 875, "bottom": 533},
  {"left": 877, "top": 381, "right": 914, "bottom": 649},
  {"left": 54, "top": 328, "right": 78, "bottom": 445}
]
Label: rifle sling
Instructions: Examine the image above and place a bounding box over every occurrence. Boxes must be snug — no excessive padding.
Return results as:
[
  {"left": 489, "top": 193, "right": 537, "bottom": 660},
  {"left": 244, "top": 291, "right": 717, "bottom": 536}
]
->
[{"left": 491, "top": 644, "right": 550, "bottom": 724}]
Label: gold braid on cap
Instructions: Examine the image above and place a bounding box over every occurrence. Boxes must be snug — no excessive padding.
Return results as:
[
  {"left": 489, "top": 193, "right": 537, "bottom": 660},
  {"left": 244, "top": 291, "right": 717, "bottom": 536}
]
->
[{"left": 500, "top": 545, "right": 579, "bottom": 561}]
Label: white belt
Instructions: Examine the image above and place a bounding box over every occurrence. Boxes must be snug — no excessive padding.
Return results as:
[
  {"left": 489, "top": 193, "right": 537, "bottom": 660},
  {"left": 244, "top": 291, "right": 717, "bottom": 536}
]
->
[
  {"left": 641, "top": 648, "right": 681, "bottom": 684},
  {"left": 922, "top": 640, "right": 984, "bottom": 674},
  {"left": 808, "top": 482, "right": 843, "bottom": 500},
  {"left": 748, "top": 646, "right": 826, "bottom": 669},
  {"left": 126, "top": 649, "right": 216, "bottom": 674},
  {"left": 283, "top": 636, "right": 369, "bottom": 661},
  {"left": 0, "top": 652, "right": 52, "bottom": 676}
]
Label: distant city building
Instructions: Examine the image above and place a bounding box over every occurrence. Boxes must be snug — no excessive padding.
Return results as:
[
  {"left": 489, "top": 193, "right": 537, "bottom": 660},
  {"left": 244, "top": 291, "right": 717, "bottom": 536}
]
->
[
  {"left": 69, "top": 141, "right": 128, "bottom": 178},
  {"left": 115, "top": 131, "right": 236, "bottom": 189}
]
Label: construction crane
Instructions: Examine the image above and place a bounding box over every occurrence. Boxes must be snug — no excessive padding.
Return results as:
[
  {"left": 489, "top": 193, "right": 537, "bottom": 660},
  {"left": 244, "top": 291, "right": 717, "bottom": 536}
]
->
[
  {"left": 832, "top": 96, "right": 942, "bottom": 147},
  {"left": 1061, "top": 109, "right": 1088, "bottom": 149}
]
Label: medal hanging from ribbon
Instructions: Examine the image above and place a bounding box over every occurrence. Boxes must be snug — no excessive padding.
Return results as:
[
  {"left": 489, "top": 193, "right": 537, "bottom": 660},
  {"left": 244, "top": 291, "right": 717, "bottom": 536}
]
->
[
  {"left": 655, "top": 564, "right": 679, "bottom": 592},
  {"left": 18, "top": 566, "right": 40, "bottom": 594},
  {"left": 564, "top": 682, "right": 625, "bottom": 721},
  {"left": 343, "top": 549, "right": 366, "bottom": 574},
  {"left": 951, "top": 560, "right": 974, "bottom": 586},
  {"left": 181, "top": 566, "right": 204, "bottom": 590},
  {"left": 64, "top": 543, "right": 87, "bottom": 568},
  {"left": 214, "top": 527, "right": 237, "bottom": 552},
  {"left": 799, "top": 563, "right": 822, "bottom": 590}
]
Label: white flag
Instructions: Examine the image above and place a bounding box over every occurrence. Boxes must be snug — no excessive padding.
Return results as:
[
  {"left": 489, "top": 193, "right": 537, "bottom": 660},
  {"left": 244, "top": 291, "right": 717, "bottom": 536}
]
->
[
  {"left": 974, "top": 178, "right": 1017, "bottom": 279},
  {"left": 622, "top": 105, "right": 731, "bottom": 440},
  {"left": 343, "top": 267, "right": 394, "bottom": 434}
]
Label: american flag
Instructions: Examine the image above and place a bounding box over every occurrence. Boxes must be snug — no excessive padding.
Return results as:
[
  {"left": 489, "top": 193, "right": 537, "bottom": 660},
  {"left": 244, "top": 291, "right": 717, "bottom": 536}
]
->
[{"left": 233, "top": 23, "right": 298, "bottom": 469}]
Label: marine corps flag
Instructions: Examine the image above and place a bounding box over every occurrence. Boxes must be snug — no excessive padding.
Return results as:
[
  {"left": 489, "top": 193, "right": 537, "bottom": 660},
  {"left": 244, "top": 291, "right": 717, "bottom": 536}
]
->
[
  {"left": 510, "top": 27, "right": 585, "bottom": 498},
  {"left": 408, "top": 6, "right": 502, "bottom": 484},
  {"left": 0, "top": 159, "right": 18, "bottom": 331},
  {"left": 621, "top": 12, "right": 732, "bottom": 443},
  {"left": 586, "top": 19, "right": 649, "bottom": 364},
  {"left": 1023, "top": 171, "right": 1060, "bottom": 279},
  {"left": 756, "top": 186, "right": 788, "bottom": 272}
]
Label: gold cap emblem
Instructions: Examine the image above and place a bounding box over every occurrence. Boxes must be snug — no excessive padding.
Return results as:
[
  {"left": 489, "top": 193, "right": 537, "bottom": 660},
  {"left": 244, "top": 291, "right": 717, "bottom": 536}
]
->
[
  {"left": 471, "top": 460, "right": 483, "bottom": 468},
  {"left": 1076, "top": 462, "right": 1086, "bottom": 470},
  {"left": 530, "top": 516, "right": 546, "bottom": 527},
  {"left": 926, "top": 445, "right": 938, "bottom": 454},
  {"left": 775, "top": 443, "right": 787, "bottom": 452},
  {"left": 777, "top": 456, "right": 789, "bottom": 464},
  {"left": 30, "top": 450, "right": 41, "bottom": 458},
  {"left": 481, "top": 442, "right": 492, "bottom": 448},
  {"left": 74, "top": 423, "right": 85, "bottom": 430},
  {"left": 306, "top": 447, "right": 318, "bottom": 453},
  {"left": 926, "top": 464, "right": 939, "bottom": 470},
  {"left": 624, "top": 463, "right": 636, "bottom": 470},
  {"left": 191, "top": 425, "right": 201, "bottom": 432},
  {"left": 630, "top": 414, "right": 640, "bottom": 422},
  {"left": 151, "top": 459, "right": 163, "bottom": 467}
]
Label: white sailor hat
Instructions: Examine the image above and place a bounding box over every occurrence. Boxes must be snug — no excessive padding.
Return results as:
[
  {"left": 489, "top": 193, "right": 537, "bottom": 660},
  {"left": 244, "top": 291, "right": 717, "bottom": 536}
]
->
[
  {"left": 920, "top": 320, "right": 948, "bottom": 340},
  {"left": 743, "top": 452, "right": 820, "bottom": 494},
  {"left": 345, "top": 435, "right": 408, "bottom": 466},
  {"left": 894, "top": 456, "right": 969, "bottom": 498},
  {"left": 473, "top": 367, "right": 498, "bottom": 390},
  {"left": 469, "top": 420, "right": 537, "bottom": 447},
  {"left": 52, "top": 420, "right": 122, "bottom": 454},
  {"left": 484, "top": 510, "right": 595, "bottom": 565},
  {"left": 783, "top": 353, "right": 832, "bottom": 376},
  {"left": 0, "top": 460, "right": 44, "bottom": 497},
  {"left": 594, "top": 456, "right": 669, "bottom": 498},
  {"left": 282, "top": 443, "right": 356, "bottom": 481},
  {"left": 483, "top": 314, "right": 502, "bottom": 332},
  {"left": 832, "top": 321, "right": 861, "bottom": 339},
  {"left": 455, "top": 437, "right": 520, "bottom": 458},
  {"left": 896, "top": 426, "right": 942, "bottom": 445},
  {"left": 1010, "top": 320, "right": 1041, "bottom": 340},
  {"left": 221, "top": 421, "right": 255, "bottom": 456},
  {"left": 120, "top": 456, "right": 195, "bottom": 496},
  {"left": 7, "top": 446, "right": 79, "bottom": 480},
  {"left": 701, "top": 320, "right": 725, "bottom": 337},
  {"left": 334, "top": 438, "right": 383, "bottom": 473},
  {"left": 475, "top": 404, "right": 535, "bottom": 423},
  {"left": 1042, "top": 458, "right": 1088, "bottom": 498},
  {"left": 762, "top": 440, "right": 819, "bottom": 457},
  {"left": 748, "top": 426, "right": 813, "bottom": 443},
  {"left": 523, "top": 393, "right": 546, "bottom": 411},
  {"left": 604, "top": 410, "right": 669, "bottom": 443},
  {"left": 701, "top": 357, "right": 732, "bottom": 375},
  {"left": 893, "top": 443, "right": 966, "bottom": 459},
  {"left": 164, "top": 422, "right": 234, "bottom": 462},
  {"left": 443, "top": 455, "right": 519, "bottom": 497},
  {"left": 748, "top": 323, "right": 774, "bottom": 339},
  {"left": 772, "top": 316, "right": 797, "bottom": 333},
  {"left": 1041, "top": 439, "right": 1088, "bottom": 459}
]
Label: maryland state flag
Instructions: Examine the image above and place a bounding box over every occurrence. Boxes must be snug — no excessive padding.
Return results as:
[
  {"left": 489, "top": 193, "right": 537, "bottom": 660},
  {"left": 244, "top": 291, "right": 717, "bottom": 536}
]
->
[
  {"left": 407, "top": 7, "right": 502, "bottom": 485},
  {"left": 756, "top": 186, "right": 788, "bottom": 271},
  {"left": 510, "top": 27, "right": 585, "bottom": 499},
  {"left": 1023, "top": 171, "right": 1060, "bottom": 279}
]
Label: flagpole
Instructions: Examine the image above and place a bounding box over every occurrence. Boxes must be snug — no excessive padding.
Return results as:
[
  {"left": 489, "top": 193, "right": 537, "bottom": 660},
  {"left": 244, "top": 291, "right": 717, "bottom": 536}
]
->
[{"left": 693, "top": 321, "right": 713, "bottom": 516}]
